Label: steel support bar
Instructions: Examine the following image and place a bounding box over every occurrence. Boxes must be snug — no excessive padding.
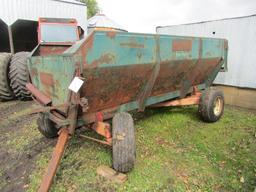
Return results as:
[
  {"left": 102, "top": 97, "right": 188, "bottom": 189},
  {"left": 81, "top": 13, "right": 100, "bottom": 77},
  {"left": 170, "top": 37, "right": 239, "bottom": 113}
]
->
[
  {"left": 151, "top": 94, "right": 201, "bottom": 107},
  {"left": 7, "top": 26, "right": 14, "bottom": 54},
  {"left": 138, "top": 36, "right": 161, "bottom": 111},
  {"left": 26, "top": 83, "right": 52, "bottom": 106},
  {"left": 79, "top": 134, "right": 111, "bottom": 146},
  {"left": 151, "top": 87, "right": 202, "bottom": 107},
  {"left": 38, "top": 128, "right": 69, "bottom": 192}
]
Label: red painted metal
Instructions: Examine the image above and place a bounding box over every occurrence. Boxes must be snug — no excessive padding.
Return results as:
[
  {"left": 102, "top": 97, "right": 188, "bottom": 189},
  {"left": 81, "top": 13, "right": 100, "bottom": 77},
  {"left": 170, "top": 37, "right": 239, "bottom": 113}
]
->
[
  {"left": 172, "top": 39, "right": 192, "bottom": 51},
  {"left": 37, "top": 18, "right": 79, "bottom": 45},
  {"left": 91, "top": 121, "right": 112, "bottom": 144},
  {"left": 151, "top": 86, "right": 202, "bottom": 107}
]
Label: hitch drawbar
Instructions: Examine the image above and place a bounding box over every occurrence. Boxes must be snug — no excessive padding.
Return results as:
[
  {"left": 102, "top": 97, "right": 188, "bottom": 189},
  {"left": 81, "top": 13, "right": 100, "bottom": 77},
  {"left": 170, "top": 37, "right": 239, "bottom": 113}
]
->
[
  {"left": 35, "top": 75, "right": 80, "bottom": 192},
  {"left": 37, "top": 100, "right": 78, "bottom": 191},
  {"left": 38, "top": 128, "right": 69, "bottom": 192}
]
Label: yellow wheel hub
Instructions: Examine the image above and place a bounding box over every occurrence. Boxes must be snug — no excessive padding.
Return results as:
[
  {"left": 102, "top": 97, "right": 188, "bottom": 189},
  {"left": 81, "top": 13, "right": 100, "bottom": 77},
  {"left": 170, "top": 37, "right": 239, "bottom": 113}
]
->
[{"left": 213, "top": 96, "right": 223, "bottom": 116}]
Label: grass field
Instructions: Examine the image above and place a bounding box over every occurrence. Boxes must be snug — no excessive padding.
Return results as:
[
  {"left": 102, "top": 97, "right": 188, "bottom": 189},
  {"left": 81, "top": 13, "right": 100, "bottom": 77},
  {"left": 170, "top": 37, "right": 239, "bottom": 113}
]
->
[{"left": 0, "top": 101, "right": 255, "bottom": 192}]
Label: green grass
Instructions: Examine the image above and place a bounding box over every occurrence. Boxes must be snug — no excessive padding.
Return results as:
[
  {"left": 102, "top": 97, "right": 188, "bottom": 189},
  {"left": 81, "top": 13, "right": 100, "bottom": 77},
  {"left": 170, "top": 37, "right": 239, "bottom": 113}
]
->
[{"left": 27, "top": 106, "right": 256, "bottom": 191}]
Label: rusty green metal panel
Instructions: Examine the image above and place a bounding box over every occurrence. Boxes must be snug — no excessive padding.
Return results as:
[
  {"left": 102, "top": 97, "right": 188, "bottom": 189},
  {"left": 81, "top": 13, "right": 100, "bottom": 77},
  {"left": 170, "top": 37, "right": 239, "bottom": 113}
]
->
[
  {"left": 28, "top": 30, "right": 228, "bottom": 122},
  {"left": 28, "top": 55, "right": 77, "bottom": 105}
]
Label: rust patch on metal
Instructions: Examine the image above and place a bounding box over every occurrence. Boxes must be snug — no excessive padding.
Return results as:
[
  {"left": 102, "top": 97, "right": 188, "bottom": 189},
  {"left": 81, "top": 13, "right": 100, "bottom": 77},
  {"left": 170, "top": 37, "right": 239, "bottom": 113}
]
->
[
  {"left": 40, "top": 72, "right": 54, "bottom": 86},
  {"left": 106, "top": 31, "right": 117, "bottom": 39},
  {"left": 81, "top": 64, "right": 153, "bottom": 113},
  {"left": 151, "top": 60, "right": 192, "bottom": 96},
  {"left": 30, "top": 68, "right": 38, "bottom": 79},
  {"left": 79, "top": 33, "right": 95, "bottom": 66},
  {"left": 38, "top": 46, "right": 68, "bottom": 56},
  {"left": 39, "top": 72, "right": 59, "bottom": 99},
  {"left": 172, "top": 39, "right": 192, "bottom": 51},
  {"left": 82, "top": 106, "right": 119, "bottom": 124},
  {"left": 26, "top": 83, "right": 52, "bottom": 105},
  {"left": 90, "top": 53, "right": 116, "bottom": 67},
  {"left": 83, "top": 33, "right": 94, "bottom": 50},
  {"left": 187, "top": 57, "right": 221, "bottom": 85},
  {"left": 151, "top": 57, "right": 221, "bottom": 97},
  {"left": 120, "top": 42, "right": 144, "bottom": 49}
]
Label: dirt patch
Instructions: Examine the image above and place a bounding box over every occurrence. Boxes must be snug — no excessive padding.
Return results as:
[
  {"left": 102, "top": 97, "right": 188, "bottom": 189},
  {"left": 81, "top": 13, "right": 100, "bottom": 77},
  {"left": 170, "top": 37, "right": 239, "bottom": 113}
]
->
[
  {"left": 0, "top": 101, "right": 56, "bottom": 192},
  {"left": 1, "top": 138, "right": 55, "bottom": 192},
  {"left": 0, "top": 101, "right": 31, "bottom": 118}
]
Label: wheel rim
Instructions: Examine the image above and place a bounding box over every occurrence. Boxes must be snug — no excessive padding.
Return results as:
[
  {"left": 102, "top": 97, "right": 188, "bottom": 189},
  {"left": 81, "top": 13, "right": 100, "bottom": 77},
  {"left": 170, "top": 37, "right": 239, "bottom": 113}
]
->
[{"left": 213, "top": 96, "right": 223, "bottom": 116}]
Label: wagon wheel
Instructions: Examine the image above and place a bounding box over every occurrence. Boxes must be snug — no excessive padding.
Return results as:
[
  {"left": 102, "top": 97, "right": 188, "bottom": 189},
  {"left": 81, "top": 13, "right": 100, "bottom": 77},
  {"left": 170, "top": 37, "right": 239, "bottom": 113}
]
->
[
  {"left": 37, "top": 112, "right": 58, "bottom": 138},
  {"left": 198, "top": 87, "right": 224, "bottom": 122},
  {"left": 112, "top": 112, "right": 136, "bottom": 173}
]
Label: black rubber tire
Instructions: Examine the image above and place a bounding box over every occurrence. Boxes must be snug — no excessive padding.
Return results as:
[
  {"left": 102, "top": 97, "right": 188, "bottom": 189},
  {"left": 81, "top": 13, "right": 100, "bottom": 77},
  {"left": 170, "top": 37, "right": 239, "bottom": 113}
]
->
[
  {"left": 198, "top": 88, "right": 224, "bottom": 122},
  {"left": 0, "top": 53, "right": 14, "bottom": 101},
  {"left": 37, "top": 113, "right": 58, "bottom": 138},
  {"left": 9, "top": 52, "right": 31, "bottom": 100},
  {"left": 112, "top": 112, "right": 136, "bottom": 173}
]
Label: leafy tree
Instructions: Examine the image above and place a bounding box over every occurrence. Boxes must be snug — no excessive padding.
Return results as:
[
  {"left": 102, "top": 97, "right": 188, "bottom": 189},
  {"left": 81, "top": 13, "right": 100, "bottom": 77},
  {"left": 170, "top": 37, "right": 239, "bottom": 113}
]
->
[{"left": 79, "top": 0, "right": 99, "bottom": 18}]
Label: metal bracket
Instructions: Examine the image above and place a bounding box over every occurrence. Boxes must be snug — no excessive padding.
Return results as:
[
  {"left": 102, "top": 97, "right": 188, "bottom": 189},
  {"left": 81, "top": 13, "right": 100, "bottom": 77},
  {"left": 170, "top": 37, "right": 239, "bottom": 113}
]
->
[{"left": 138, "top": 35, "right": 161, "bottom": 111}]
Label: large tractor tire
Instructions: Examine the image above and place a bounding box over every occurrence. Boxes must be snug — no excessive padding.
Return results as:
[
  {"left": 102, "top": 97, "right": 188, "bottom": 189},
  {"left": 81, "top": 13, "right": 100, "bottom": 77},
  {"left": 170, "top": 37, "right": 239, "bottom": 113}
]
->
[
  {"left": 112, "top": 112, "right": 136, "bottom": 173},
  {"left": 37, "top": 113, "right": 58, "bottom": 138},
  {"left": 0, "top": 53, "right": 14, "bottom": 101},
  {"left": 198, "top": 88, "right": 224, "bottom": 122},
  {"left": 9, "top": 52, "right": 31, "bottom": 100}
]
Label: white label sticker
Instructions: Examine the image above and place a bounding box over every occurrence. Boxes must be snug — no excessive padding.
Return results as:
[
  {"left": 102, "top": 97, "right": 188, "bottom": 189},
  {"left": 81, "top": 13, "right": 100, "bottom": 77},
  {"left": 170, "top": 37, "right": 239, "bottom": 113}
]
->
[{"left": 68, "top": 77, "right": 84, "bottom": 93}]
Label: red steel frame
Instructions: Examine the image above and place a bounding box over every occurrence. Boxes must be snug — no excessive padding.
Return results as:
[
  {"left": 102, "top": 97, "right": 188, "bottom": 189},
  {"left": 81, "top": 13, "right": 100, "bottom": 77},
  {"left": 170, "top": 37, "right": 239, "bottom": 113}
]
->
[
  {"left": 151, "top": 86, "right": 202, "bottom": 107},
  {"left": 37, "top": 18, "right": 80, "bottom": 45}
]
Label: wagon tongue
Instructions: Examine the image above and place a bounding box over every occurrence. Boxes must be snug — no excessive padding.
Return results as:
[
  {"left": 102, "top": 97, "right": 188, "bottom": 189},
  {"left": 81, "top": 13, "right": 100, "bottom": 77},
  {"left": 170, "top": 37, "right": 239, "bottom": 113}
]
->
[
  {"left": 38, "top": 128, "right": 69, "bottom": 192},
  {"left": 37, "top": 74, "right": 80, "bottom": 192}
]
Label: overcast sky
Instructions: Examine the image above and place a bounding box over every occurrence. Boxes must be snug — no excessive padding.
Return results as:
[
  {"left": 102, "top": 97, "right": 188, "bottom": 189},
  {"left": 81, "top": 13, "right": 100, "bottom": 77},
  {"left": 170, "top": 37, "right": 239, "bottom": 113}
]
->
[{"left": 97, "top": 0, "right": 256, "bottom": 33}]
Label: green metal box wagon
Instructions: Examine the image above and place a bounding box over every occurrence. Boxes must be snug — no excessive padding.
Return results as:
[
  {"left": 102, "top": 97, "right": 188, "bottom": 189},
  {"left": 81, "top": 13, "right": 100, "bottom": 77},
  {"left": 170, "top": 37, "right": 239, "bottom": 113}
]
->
[{"left": 26, "top": 21, "right": 228, "bottom": 191}]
